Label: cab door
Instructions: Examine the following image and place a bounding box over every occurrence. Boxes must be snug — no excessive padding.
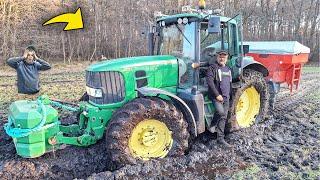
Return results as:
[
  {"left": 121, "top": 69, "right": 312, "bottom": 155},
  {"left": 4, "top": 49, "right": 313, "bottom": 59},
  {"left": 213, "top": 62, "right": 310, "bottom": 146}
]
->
[{"left": 227, "top": 21, "right": 241, "bottom": 80}]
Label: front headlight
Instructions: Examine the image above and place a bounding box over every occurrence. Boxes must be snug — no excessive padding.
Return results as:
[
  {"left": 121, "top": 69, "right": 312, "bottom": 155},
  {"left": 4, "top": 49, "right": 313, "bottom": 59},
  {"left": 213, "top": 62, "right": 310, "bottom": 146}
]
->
[{"left": 86, "top": 86, "right": 103, "bottom": 98}]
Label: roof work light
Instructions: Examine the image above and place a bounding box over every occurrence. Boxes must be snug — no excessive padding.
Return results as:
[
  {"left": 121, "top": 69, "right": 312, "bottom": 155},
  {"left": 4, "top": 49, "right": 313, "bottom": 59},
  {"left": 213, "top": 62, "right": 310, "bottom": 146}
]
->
[{"left": 198, "top": 0, "right": 206, "bottom": 9}]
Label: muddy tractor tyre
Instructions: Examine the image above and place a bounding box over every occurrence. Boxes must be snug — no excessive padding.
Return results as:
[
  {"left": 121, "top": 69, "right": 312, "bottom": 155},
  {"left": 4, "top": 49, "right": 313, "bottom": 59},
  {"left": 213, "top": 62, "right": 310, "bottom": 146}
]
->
[
  {"left": 229, "top": 69, "right": 270, "bottom": 128},
  {"left": 105, "top": 97, "right": 189, "bottom": 168}
]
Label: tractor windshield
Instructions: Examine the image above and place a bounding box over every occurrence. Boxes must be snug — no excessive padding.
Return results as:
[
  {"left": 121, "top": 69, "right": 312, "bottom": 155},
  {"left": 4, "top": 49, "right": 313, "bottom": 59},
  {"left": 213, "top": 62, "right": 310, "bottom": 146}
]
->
[
  {"left": 199, "top": 22, "right": 228, "bottom": 63},
  {"left": 155, "top": 22, "right": 196, "bottom": 88},
  {"left": 157, "top": 22, "right": 196, "bottom": 60}
]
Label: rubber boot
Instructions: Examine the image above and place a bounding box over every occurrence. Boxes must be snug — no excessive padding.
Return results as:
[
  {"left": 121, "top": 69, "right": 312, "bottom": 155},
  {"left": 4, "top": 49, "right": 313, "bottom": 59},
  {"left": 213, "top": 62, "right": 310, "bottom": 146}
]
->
[
  {"left": 209, "top": 116, "right": 218, "bottom": 133},
  {"left": 229, "top": 117, "right": 240, "bottom": 132}
]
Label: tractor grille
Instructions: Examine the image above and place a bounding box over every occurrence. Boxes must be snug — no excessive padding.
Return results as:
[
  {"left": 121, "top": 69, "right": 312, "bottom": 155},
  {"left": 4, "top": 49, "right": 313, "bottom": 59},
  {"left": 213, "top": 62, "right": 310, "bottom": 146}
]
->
[{"left": 86, "top": 71, "right": 125, "bottom": 104}]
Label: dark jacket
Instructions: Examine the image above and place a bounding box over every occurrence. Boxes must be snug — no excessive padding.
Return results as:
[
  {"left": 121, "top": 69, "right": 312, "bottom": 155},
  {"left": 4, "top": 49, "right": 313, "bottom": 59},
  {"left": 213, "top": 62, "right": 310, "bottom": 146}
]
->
[
  {"left": 206, "top": 61, "right": 232, "bottom": 101},
  {"left": 7, "top": 57, "right": 51, "bottom": 94}
]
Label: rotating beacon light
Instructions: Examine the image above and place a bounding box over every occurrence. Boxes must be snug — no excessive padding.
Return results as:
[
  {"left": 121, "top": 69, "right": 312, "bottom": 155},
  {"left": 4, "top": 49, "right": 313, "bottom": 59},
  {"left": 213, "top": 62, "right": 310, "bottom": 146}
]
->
[{"left": 198, "top": 0, "right": 206, "bottom": 10}]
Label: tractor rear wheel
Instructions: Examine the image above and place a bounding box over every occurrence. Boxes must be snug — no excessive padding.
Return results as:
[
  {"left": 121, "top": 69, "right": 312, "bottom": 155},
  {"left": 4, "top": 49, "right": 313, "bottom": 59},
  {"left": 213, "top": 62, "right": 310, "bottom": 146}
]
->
[
  {"left": 105, "top": 97, "right": 189, "bottom": 168},
  {"left": 229, "top": 69, "right": 270, "bottom": 128}
]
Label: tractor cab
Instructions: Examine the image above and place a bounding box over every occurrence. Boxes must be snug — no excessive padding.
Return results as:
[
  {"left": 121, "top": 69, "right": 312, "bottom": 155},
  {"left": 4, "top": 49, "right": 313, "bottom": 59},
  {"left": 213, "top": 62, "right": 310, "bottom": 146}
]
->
[
  {"left": 151, "top": 10, "right": 244, "bottom": 86},
  {"left": 148, "top": 9, "right": 246, "bottom": 133}
]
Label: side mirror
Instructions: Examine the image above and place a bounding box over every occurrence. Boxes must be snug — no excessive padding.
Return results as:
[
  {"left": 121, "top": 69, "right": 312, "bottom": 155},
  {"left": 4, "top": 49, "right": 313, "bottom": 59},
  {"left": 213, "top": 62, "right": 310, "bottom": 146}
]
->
[
  {"left": 243, "top": 45, "right": 249, "bottom": 55},
  {"left": 208, "top": 17, "right": 220, "bottom": 34}
]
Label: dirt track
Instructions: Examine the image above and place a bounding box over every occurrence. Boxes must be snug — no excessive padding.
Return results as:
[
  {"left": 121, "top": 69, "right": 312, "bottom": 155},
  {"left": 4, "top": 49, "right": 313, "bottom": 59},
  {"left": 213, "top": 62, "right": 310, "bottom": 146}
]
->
[{"left": 0, "top": 70, "right": 319, "bottom": 179}]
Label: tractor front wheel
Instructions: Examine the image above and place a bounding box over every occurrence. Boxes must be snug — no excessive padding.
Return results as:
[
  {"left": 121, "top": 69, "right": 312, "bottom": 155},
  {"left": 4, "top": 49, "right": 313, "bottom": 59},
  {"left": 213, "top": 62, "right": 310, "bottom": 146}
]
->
[
  {"left": 105, "top": 97, "right": 189, "bottom": 168},
  {"left": 229, "top": 69, "right": 270, "bottom": 128}
]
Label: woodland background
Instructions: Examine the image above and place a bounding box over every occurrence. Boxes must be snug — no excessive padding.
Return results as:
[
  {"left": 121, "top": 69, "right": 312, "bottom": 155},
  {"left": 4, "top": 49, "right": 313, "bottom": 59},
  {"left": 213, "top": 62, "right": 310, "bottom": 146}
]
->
[{"left": 0, "top": 0, "right": 319, "bottom": 65}]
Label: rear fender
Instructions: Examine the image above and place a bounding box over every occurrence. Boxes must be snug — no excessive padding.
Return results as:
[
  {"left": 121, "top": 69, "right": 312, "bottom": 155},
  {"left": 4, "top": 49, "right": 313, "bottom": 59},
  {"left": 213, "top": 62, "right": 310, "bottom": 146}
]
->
[{"left": 243, "top": 57, "right": 269, "bottom": 77}]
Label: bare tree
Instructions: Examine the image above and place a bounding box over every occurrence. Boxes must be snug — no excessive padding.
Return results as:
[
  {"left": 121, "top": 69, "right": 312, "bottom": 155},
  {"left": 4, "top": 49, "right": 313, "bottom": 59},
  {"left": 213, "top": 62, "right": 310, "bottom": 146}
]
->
[{"left": 0, "top": 0, "right": 319, "bottom": 65}]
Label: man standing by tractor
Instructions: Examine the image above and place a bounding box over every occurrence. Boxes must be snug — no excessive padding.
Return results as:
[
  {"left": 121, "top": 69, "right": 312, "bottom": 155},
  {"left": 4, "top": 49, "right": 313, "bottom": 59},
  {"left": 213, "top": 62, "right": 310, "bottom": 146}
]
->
[
  {"left": 206, "top": 50, "right": 232, "bottom": 148},
  {"left": 7, "top": 46, "right": 51, "bottom": 95}
]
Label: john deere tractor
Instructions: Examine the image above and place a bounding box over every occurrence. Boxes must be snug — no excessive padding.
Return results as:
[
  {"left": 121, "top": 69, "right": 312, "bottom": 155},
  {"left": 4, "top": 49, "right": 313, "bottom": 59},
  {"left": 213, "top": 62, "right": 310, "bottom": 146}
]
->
[{"left": 4, "top": 4, "right": 269, "bottom": 168}]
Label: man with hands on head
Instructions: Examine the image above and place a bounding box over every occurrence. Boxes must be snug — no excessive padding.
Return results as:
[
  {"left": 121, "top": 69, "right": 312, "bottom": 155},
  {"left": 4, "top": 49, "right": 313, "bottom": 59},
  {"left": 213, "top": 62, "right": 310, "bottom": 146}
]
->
[
  {"left": 7, "top": 46, "right": 51, "bottom": 95},
  {"left": 206, "top": 50, "right": 233, "bottom": 148}
]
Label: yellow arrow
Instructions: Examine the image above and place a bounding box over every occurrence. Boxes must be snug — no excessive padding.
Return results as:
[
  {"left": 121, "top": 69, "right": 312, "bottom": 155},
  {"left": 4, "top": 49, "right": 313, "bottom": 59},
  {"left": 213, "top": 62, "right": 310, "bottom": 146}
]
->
[{"left": 43, "top": 7, "right": 83, "bottom": 31}]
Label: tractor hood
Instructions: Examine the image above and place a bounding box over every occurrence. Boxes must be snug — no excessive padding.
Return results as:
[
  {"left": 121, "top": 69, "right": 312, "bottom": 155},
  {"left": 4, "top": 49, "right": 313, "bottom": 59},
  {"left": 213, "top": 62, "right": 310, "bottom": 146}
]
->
[
  {"left": 87, "top": 55, "right": 178, "bottom": 72},
  {"left": 86, "top": 55, "right": 179, "bottom": 101}
]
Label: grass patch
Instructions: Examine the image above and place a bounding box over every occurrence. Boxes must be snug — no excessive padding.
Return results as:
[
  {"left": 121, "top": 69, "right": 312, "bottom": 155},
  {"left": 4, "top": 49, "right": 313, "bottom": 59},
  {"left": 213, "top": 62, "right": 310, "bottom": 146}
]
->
[
  {"left": 302, "top": 168, "right": 320, "bottom": 179},
  {"left": 303, "top": 66, "right": 320, "bottom": 73},
  {"left": 0, "top": 69, "right": 86, "bottom": 119},
  {"left": 305, "top": 89, "right": 320, "bottom": 100},
  {"left": 231, "top": 164, "right": 262, "bottom": 179},
  {"left": 277, "top": 165, "right": 320, "bottom": 179},
  {"left": 277, "top": 166, "right": 300, "bottom": 179}
]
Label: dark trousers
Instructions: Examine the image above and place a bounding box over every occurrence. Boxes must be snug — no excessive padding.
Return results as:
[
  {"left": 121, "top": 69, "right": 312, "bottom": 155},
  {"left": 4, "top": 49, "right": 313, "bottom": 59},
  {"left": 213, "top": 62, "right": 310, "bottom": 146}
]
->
[{"left": 212, "top": 98, "right": 230, "bottom": 138}]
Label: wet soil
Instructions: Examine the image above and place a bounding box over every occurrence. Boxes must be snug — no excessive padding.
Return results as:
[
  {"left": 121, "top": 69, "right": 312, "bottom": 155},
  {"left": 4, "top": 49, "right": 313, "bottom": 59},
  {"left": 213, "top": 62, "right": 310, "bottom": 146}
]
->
[{"left": 0, "top": 71, "right": 319, "bottom": 179}]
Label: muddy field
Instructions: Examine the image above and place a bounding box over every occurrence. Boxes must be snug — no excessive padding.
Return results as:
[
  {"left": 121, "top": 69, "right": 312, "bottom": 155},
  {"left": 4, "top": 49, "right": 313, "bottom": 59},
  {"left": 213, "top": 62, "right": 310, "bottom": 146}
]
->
[{"left": 0, "top": 66, "right": 319, "bottom": 179}]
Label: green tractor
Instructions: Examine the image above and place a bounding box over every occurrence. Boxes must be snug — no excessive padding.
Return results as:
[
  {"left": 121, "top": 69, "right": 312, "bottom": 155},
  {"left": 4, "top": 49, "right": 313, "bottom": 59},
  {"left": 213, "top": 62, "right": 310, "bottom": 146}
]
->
[{"left": 4, "top": 5, "right": 269, "bottom": 168}]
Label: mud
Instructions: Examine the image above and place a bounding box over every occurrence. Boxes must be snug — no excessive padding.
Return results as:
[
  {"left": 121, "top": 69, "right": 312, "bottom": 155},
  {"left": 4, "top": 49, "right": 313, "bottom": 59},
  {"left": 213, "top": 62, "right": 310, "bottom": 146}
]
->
[{"left": 0, "top": 71, "right": 319, "bottom": 179}]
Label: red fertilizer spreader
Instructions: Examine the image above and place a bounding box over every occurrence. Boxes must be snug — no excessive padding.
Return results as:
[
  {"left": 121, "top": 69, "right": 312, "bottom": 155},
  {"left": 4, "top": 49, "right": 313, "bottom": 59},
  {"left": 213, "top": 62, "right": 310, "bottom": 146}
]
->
[{"left": 244, "top": 41, "right": 310, "bottom": 93}]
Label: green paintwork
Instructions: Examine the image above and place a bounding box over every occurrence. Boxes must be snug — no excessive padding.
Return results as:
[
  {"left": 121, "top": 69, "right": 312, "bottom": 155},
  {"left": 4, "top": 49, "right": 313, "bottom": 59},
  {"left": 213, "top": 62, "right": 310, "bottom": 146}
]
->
[
  {"left": 87, "top": 55, "right": 179, "bottom": 109},
  {"left": 37, "top": 55, "right": 180, "bottom": 148},
  {"left": 87, "top": 55, "right": 178, "bottom": 72},
  {"left": 204, "top": 96, "right": 215, "bottom": 127},
  {"left": 53, "top": 101, "right": 114, "bottom": 147},
  {"left": 8, "top": 100, "right": 59, "bottom": 158}
]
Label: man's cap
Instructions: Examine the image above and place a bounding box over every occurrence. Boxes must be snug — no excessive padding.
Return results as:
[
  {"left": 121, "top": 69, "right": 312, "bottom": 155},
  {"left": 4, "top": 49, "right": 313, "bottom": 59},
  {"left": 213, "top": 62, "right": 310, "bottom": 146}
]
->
[
  {"left": 26, "top": 45, "right": 36, "bottom": 52},
  {"left": 217, "top": 50, "right": 228, "bottom": 55}
]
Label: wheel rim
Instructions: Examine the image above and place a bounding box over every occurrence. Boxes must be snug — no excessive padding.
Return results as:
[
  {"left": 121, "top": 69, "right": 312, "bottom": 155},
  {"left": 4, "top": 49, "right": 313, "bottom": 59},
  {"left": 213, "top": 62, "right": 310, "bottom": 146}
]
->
[
  {"left": 128, "top": 119, "right": 173, "bottom": 160},
  {"left": 236, "top": 86, "right": 260, "bottom": 127}
]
